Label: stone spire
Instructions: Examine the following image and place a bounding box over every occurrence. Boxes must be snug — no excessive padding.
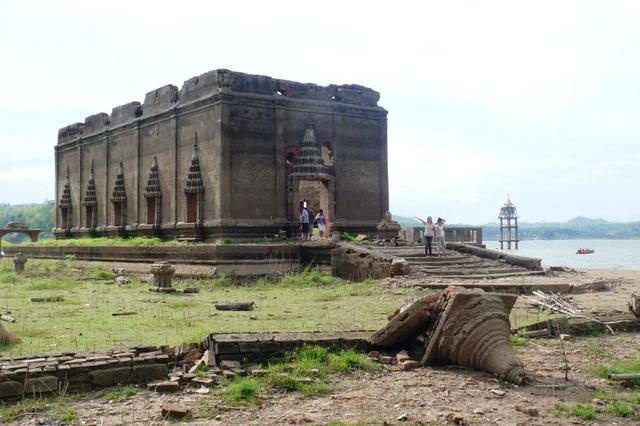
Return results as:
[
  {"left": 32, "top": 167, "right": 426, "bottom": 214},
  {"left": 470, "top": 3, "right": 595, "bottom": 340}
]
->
[
  {"left": 184, "top": 137, "right": 204, "bottom": 194},
  {"left": 290, "top": 125, "right": 332, "bottom": 179},
  {"left": 111, "top": 161, "right": 127, "bottom": 203},
  {"left": 82, "top": 161, "right": 97, "bottom": 206},
  {"left": 58, "top": 166, "right": 72, "bottom": 210},
  {"left": 144, "top": 156, "right": 162, "bottom": 199}
]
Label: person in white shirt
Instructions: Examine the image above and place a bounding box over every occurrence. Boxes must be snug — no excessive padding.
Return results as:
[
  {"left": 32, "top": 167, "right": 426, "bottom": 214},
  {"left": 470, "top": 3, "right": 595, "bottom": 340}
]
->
[
  {"left": 300, "top": 207, "right": 311, "bottom": 240},
  {"left": 434, "top": 217, "right": 446, "bottom": 256},
  {"left": 415, "top": 216, "right": 435, "bottom": 256},
  {"left": 315, "top": 209, "right": 327, "bottom": 238}
]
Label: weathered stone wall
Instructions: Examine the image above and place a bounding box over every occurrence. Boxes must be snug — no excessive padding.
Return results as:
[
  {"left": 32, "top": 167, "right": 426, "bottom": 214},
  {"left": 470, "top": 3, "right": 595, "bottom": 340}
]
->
[
  {"left": 2, "top": 243, "right": 304, "bottom": 264},
  {"left": 54, "top": 69, "right": 388, "bottom": 240},
  {"left": 331, "top": 243, "right": 409, "bottom": 282},
  {"left": 0, "top": 346, "right": 173, "bottom": 400},
  {"left": 202, "top": 331, "right": 372, "bottom": 364}
]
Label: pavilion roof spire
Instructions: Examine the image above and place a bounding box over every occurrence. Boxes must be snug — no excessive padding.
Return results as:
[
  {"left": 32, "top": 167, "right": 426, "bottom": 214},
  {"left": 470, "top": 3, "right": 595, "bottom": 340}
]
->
[{"left": 290, "top": 125, "right": 332, "bottom": 180}]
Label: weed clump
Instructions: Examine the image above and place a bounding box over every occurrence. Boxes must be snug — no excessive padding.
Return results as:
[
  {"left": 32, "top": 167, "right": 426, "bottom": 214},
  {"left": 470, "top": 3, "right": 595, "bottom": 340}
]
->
[
  {"left": 225, "top": 378, "right": 259, "bottom": 402},
  {"left": 554, "top": 402, "right": 597, "bottom": 420}
]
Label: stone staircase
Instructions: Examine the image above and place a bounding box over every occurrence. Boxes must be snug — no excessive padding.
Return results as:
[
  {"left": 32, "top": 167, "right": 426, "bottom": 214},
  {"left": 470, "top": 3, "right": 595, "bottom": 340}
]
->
[{"left": 369, "top": 246, "right": 544, "bottom": 280}]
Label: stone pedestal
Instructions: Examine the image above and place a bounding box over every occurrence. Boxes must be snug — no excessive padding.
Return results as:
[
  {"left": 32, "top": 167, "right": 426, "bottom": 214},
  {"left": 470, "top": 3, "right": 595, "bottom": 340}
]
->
[
  {"left": 150, "top": 261, "right": 176, "bottom": 292},
  {"left": 376, "top": 211, "right": 401, "bottom": 241},
  {"left": 13, "top": 253, "right": 26, "bottom": 274}
]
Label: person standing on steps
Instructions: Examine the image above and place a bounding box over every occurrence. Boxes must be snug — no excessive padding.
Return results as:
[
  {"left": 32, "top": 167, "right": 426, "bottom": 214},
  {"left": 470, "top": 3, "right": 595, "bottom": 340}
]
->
[
  {"left": 415, "top": 216, "right": 435, "bottom": 256},
  {"left": 315, "top": 209, "right": 328, "bottom": 239},
  {"left": 300, "top": 205, "right": 311, "bottom": 240},
  {"left": 434, "top": 217, "right": 446, "bottom": 256}
]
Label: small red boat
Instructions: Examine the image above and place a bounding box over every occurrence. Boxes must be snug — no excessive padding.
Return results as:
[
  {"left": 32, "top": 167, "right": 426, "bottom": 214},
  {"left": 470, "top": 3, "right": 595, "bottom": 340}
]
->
[{"left": 576, "top": 248, "right": 595, "bottom": 254}]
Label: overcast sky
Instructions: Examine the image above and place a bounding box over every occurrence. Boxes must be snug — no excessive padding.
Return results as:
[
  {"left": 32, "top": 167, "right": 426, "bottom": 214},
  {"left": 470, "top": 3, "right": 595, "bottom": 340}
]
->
[{"left": 1, "top": 0, "right": 638, "bottom": 224}]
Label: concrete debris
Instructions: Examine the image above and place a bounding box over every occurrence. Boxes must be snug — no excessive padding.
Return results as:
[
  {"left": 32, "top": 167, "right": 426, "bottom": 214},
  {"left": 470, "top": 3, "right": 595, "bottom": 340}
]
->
[
  {"left": 515, "top": 405, "right": 539, "bottom": 416},
  {"left": 220, "top": 360, "right": 242, "bottom": 370},
  {"left": 115, "top": 275, "right": 130, "bottom": 285},
  {"left": 559, "top": 334, "right": 572, "bottom": 341},
  {"left": 215, "top": 301, "right": 255, "bottom": 311},
  {"left": 191, "top": 377, "right": 215, "bottom": 387},
  {"left": 1, "top": 313, "right": 16, "bottom": 323},
  {"left": 161, "top": 402, "right": 190, "bottom": 418},
  {"left": 147, "top": 381, "right": 180, "bottom": 392},
  {"left": 446, "top": 413, "right": 464, "bottom": 424},
  {"left": 396, "top": 350, "right": 410, "bottom": 364},
  {"left": 379, "top": 356, "right": 394, "bottom": 365},
  {"left": 0, "top": 324, "right": 20, "bottom": 345},
  {"left": 396, "top": 413, "right": 408, "bottom": 421},
  {"left": 31, "top": 296, "right": 64, "bottom": 303},
  {"left": 400, "top": 360, "right": 421, "bottom": 370}
]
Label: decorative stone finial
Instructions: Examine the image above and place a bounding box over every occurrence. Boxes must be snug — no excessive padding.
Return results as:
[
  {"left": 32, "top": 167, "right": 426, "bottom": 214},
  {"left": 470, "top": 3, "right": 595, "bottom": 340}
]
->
[{"left": 377, "top": 211, "right": 401, "bottom": 241}]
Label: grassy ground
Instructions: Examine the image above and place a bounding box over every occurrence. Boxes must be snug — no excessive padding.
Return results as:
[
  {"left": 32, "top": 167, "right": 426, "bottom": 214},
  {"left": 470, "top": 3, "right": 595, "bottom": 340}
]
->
[{"left": 0, "top": 259, "right": 411, "bottom": 357}]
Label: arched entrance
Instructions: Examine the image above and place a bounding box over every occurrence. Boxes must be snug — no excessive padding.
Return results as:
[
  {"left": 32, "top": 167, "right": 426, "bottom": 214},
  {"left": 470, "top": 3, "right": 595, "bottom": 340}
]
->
[{"left": 286, "top": 125, "right": 335, "bottom": 237}]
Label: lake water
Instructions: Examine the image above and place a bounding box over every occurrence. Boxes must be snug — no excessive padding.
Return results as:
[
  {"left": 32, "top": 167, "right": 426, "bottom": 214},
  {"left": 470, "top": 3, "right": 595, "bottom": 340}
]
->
[{"left": 483, "top": 239, "right": 640, "bottom": 270}]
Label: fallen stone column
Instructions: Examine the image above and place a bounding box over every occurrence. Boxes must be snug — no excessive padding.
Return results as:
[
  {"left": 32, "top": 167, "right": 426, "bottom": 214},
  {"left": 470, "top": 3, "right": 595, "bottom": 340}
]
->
[
  {"left": 421, "top": 288, "right": 527, "bottom": 385},
  {"left": 369, "top": 286, "right": 528, "bottom": 385}
]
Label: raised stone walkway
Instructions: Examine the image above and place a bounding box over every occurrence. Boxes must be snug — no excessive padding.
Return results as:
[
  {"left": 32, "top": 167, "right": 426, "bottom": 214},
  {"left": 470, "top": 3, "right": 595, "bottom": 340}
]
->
[{"left": 370, "top": 246, "right": 545, "bottom": 280}]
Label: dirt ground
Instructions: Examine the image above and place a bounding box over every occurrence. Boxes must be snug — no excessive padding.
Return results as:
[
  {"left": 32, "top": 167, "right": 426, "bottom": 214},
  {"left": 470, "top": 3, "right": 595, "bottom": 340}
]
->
[{"left": 4, "top": 268, "right": 640, "bottom": 425}]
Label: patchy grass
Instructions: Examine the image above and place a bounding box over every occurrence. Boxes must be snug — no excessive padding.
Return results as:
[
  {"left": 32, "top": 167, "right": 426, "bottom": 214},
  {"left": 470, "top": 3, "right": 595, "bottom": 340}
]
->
[
  {"left": 0, "top": 260, "right": 404, "bottom": 357},
  {"left": 220, "top": 345, "right": 378, "bottom": 404},
  {"left": 225, "top": 378, "right": 260, "bottom": 403},
  {"left": 554, "top": 402, "right": 597, "bottom": 420},
  {"left": 509, "top": 335, "right": 528, "bottom": 347},
  {"left": 588, "top": 359, "right": 640, "bottom": 387},
  {"left": 607, "top": 400, "right": 636, "bottom": 418},
  {"left": 0, "top": 396, "right": 78, "bottom": 423},
  {"left": 103, "top": 386, "right": 139, "bottom": 402},
  {"left": 89, "top": 265, "right": 116, "bottom": 280},
  {"left": 340, "top": 232, "right": 357, "bottom": 242}
]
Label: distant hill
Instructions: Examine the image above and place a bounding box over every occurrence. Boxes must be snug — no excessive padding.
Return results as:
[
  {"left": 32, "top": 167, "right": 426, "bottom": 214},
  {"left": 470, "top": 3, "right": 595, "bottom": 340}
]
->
[
  {"left": 394, "top": 214, "right": 640, "bottom": 240},
  {"left": 481, "top": 217, "right": 640, "bottom": 240}
]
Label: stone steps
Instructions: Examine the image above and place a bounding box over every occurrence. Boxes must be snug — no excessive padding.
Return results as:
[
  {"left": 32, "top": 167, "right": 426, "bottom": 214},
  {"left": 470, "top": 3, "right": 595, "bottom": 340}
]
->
[
  {"left": 432, "top": 270, "right": 545, "bottom": 280},
  {"left": 410, "top": 278, "right": 566, "bottom": 293},
  {"left": 413, "top": 267, "right": 530, "bottom": 276},
  {"left": 404, "top": 258, "right": 483, "bottom": 265}
]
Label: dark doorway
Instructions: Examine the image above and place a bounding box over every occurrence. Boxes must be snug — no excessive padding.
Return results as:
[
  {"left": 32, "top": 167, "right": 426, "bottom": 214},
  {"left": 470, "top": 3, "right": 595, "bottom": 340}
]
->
[
  {"left": 186, "top": 193, "right": 198, "bottom": 223},
  {"left": 147, "top": 198, "right": 156, "bottom": 225}
]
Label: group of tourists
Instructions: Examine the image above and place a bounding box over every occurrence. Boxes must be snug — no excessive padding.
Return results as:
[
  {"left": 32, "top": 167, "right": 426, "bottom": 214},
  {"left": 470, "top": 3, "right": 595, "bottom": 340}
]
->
[
  {"left": 417, "top": 216, "right": 446, "bottom": 256},
  {"left": 299, "top": 204, "right": 328, "bottom": 240}
]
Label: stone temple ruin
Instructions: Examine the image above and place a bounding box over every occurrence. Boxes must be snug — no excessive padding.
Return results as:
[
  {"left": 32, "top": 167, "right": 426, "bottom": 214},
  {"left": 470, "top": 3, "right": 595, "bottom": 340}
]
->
[{"left": 54, "top": 69, "right": 388, "bottom": 240}]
